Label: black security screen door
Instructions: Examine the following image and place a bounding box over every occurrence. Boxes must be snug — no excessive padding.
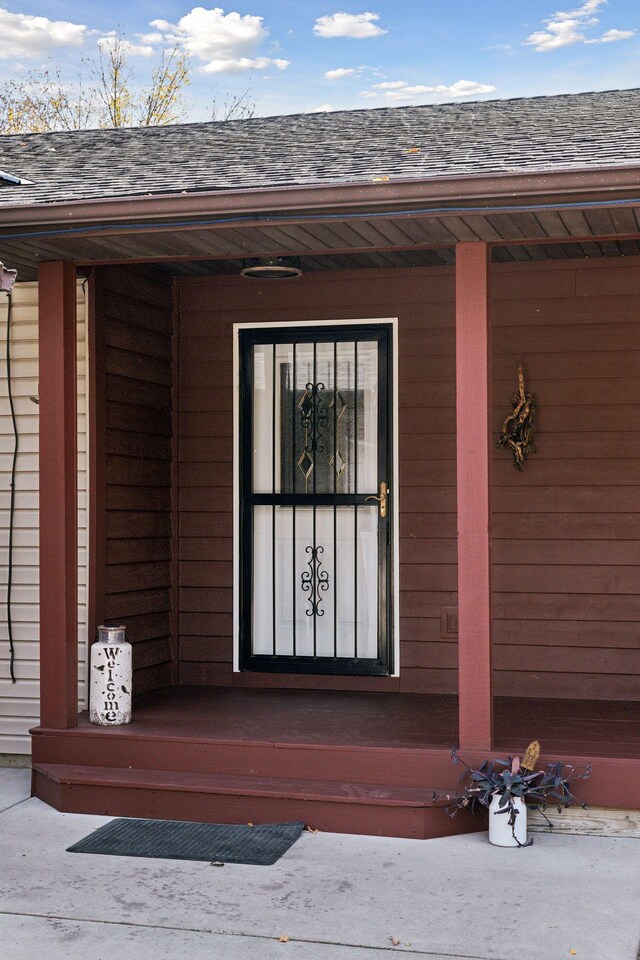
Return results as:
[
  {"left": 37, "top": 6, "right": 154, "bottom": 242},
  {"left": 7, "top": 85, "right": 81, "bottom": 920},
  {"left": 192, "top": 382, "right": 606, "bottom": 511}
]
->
[{"left": 239, "top": 324, "right": 393, "bottom": 675}]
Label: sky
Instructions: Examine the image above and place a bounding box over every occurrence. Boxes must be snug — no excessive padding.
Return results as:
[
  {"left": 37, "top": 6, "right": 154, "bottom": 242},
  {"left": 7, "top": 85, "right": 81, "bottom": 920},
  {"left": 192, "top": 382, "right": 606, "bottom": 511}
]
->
[{"left": 1, "top": 0, "right": 640, "bottom": 120}]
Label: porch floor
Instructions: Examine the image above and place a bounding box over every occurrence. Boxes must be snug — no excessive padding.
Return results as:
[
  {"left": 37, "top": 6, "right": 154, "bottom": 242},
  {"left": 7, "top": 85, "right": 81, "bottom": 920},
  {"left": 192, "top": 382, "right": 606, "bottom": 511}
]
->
[
  {"left": 79, "top": 686, "right": 456, "bottom": 748},
  {"left": 493, "top": 695, "right": 640, "bottom": 759},
  {"left": 74, "top": 685, "right": 639, "bottom": 758}
]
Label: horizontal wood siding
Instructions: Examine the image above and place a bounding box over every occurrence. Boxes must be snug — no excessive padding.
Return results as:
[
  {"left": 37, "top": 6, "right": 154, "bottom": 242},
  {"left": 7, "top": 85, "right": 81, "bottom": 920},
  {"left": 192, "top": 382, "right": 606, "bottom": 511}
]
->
[
  {"left": 97, "top": 267, "right": 174, "bottom": 696},
  {"left": 177, "top": 268, "right": 458, "bottom": 694},
  {"left": 178, "top": 257, "right": 640, "bottom": 702},
  {"left": 492, "top": 259, "right": 640, "bottom": 700},
  {"left": 0, "top": 282, "right": 88, "bottom": 753}
]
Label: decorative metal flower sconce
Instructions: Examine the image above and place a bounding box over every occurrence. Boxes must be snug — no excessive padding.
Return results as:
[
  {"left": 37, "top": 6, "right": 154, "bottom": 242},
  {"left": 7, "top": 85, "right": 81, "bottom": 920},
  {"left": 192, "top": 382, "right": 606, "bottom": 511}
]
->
[{"left": 497, "top": 362, "right": 536, "bottom": 471}]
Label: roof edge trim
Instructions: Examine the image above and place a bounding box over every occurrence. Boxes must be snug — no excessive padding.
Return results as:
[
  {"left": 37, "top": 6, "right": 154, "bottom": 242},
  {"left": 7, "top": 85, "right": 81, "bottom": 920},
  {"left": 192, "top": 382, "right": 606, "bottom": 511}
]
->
[{"left": 1, "top": 164, "right": 640, "bottom": 229}]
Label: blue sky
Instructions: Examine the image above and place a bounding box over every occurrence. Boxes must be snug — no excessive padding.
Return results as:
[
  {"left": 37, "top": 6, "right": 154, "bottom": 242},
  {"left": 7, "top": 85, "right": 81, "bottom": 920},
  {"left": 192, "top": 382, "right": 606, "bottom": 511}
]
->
[{"left": 2, "top": 0, "right": 640, "bottom": 119}]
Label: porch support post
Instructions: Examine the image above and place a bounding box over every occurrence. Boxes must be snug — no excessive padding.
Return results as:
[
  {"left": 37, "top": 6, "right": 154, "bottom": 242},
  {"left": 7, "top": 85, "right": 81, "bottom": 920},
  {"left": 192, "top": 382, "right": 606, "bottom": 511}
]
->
[
  {"left": 39, "top": 261, "right": 78, "bottom": 729},
  {"left": 455, "top": 242, "right": 493, "bottom": 752}
]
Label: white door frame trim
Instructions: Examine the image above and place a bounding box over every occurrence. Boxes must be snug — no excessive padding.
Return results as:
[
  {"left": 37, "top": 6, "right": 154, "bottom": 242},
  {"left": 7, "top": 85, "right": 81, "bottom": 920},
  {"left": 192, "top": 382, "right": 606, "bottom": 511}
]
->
[{"left": 232, "top": 317, "right": 400, "bottom": 676}]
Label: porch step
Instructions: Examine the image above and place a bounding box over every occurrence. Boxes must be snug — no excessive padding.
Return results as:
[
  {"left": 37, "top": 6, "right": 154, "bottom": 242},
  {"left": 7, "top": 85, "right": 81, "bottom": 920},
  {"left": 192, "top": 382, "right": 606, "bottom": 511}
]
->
[
  {"left": 31, "top": 725, "right": 457, "bottom": 789},
  {"left": 33, "top": 763, "right": 484, "bottom": 840}
]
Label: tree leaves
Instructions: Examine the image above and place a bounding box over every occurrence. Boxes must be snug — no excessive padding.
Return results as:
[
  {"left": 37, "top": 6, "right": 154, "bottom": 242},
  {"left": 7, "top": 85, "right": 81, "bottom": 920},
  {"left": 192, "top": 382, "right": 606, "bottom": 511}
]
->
[{"left": 0, "top": 30, "right": 255, "bottom": 133}]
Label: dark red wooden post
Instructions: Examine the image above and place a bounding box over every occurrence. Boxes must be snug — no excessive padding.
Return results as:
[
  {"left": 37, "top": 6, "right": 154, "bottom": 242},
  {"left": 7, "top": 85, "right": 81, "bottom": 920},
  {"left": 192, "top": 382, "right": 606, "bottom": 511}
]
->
[
  {"left": 39, "top": 261, "right": 78, "bottom": 729},
  {"left": 455, "top": 242, "right": 493, "bottom": 752}
]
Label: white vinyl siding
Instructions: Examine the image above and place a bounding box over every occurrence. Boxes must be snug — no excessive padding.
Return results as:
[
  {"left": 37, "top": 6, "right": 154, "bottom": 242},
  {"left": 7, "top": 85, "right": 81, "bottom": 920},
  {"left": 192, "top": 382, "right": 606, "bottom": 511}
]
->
[{"left": 0, "top": 281, "right": 88, "bottom": 754}]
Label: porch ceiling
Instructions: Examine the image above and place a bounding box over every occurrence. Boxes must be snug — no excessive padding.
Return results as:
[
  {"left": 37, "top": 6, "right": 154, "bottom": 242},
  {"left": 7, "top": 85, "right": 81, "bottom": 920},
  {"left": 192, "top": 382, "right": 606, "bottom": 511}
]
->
[{"left": 3, "top": 196, "right": 640, "bottom": 280}]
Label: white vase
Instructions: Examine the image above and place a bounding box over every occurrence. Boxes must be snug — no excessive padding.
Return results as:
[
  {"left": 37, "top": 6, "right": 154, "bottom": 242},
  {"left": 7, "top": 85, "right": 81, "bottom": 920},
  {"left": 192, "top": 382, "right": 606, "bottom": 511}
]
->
[
  {"left": 488, "top": 792, "right": 528, "bottom": 846},
  {"left": 90, "top": 625, "right": 132, "bottom": 725}
]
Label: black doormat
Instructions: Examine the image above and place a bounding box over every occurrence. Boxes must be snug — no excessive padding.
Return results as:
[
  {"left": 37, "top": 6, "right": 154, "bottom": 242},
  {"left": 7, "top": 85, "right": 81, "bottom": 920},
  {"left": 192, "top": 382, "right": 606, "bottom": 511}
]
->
[{"left": 67, "top": 818, "right": 305, "bottom": 865}]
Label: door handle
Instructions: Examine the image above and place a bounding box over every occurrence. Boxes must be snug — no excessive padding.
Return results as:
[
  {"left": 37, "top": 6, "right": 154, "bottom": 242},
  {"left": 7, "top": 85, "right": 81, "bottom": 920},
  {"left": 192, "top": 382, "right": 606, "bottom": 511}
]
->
[{"left": 365, "top": 481, "right": 388, "bottom": 518}]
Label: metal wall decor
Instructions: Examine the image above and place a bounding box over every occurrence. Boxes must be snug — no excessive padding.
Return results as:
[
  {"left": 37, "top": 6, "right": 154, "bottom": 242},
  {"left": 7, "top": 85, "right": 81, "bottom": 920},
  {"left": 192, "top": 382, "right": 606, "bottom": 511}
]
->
[
  {"left": 497, "top": 362, "right": 536, "bottom": 471},
  {"left": 297, "top": 381, "right": 329, "bottom": 492},
  {"left": 301, "top": 544, "right": 330, "bottom": 617}
]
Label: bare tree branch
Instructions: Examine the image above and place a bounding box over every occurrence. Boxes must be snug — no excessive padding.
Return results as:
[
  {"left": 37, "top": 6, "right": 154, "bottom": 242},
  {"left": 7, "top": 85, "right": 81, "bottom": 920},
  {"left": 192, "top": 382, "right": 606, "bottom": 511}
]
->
[
  {"left": 93, "top": 32, "right": 134, "bottom": 128},
  {"left": 0, "top": 65, "right": 95, "bottom": 134},
  {"left": 211, "top": 89, "right": 256, "bottom": 121},
  {"left": 0, "top": 29, "right": 253, "bottom": 134},
  {"left": 138, "top": 44, "right": 191, "bottom": 127}
]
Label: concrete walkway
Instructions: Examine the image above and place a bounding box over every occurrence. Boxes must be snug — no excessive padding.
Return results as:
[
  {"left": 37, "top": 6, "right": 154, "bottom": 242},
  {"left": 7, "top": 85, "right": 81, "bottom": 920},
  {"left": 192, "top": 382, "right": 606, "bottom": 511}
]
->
[{"left": 1, "top": 770, "right": 638, "bottom": 960}]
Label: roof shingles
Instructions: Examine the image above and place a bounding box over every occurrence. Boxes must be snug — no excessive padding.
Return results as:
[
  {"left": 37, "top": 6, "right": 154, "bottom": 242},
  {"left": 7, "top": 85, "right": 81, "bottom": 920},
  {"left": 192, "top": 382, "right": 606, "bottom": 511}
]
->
[{"left": 0, "top": 88, "right": 639, "bottom": 207}]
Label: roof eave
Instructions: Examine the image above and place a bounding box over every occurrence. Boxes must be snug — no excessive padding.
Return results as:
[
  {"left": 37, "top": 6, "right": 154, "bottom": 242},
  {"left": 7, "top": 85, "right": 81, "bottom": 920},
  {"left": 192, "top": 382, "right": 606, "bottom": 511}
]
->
[{"left": 1, "top": 164, "right": 640, "bottom": 229}]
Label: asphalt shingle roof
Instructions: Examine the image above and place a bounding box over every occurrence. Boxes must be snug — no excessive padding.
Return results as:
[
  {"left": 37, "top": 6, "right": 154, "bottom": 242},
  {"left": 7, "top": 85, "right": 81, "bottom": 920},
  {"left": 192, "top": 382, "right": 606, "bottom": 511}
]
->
[{"left": 0, "top": 88, "right": 639, "bottom": 208}]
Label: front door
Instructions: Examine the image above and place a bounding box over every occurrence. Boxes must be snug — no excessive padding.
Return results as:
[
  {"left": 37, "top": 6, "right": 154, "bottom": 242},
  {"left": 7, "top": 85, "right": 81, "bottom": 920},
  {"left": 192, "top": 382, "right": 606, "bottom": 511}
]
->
[{"left": 239, "top": 323, "right": 394, "bottom": 675}]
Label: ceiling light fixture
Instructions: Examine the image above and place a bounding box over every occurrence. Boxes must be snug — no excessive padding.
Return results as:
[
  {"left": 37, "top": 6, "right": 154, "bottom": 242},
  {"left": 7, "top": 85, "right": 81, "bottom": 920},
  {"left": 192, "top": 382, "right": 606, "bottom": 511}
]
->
[{"left": 240, "top": 257, "right": 302, "bottom": 279}]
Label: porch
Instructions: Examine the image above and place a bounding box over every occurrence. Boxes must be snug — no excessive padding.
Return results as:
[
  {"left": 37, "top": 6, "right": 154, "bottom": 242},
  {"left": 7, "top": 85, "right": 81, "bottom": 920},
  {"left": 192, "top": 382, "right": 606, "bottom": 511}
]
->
[
  {"left": 31, "top": 686, "right": 640, "bottom": 837},
  {"left": 14, "top": 168, "right": 640, "bottom": 836}
]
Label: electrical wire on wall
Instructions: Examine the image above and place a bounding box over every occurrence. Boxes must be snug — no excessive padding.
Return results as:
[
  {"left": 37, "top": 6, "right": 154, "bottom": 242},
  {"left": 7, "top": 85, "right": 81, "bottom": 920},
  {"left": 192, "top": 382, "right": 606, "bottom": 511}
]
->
[{"left": 1, "top": 263, "right": 18, "bottom": 682}]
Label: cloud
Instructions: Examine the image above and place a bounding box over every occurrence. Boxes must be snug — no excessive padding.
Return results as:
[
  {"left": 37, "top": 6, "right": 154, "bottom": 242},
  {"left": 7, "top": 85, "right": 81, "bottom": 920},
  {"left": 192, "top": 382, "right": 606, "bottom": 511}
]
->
[
  {"left": 524, "top": 0, "right": 634, "bottom": 51},
  {"left": 313, "top": 104, "right": 335, "bottom": 112},
  {"left": 0, "top": 7, "right": 87, "bottom": 59},
  {"left": 324, "top": 67, "right": 357, "bottom": 79},
  {"left": 482, "top": 42, "right": 514, "bottom": 53},
  {"left": 361, "top": 79, "right": 496, "bottom": 101},
  {"left": 148, "top": 19, "right": 174, "bottom": 33},
  {"left": 444, "top": 80, "right": 497, "bottom": 97},
  {"left": 150, "top": 7, "right": 290, "bottom": 73},
  {"left": 585, "top": 27, "right": 635, "bottom": 42},
  {"left": 200, "top": 55, "right": 289, "bottom": 74},
  {"left": 98, "top": 32, "right": 155, "bottom": 58},
  {"left": 314, "top": 12, "right": 387, "bottom": 39},
  {"left": 137, "top": 31, "right": 164, "bottom": 45}
]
